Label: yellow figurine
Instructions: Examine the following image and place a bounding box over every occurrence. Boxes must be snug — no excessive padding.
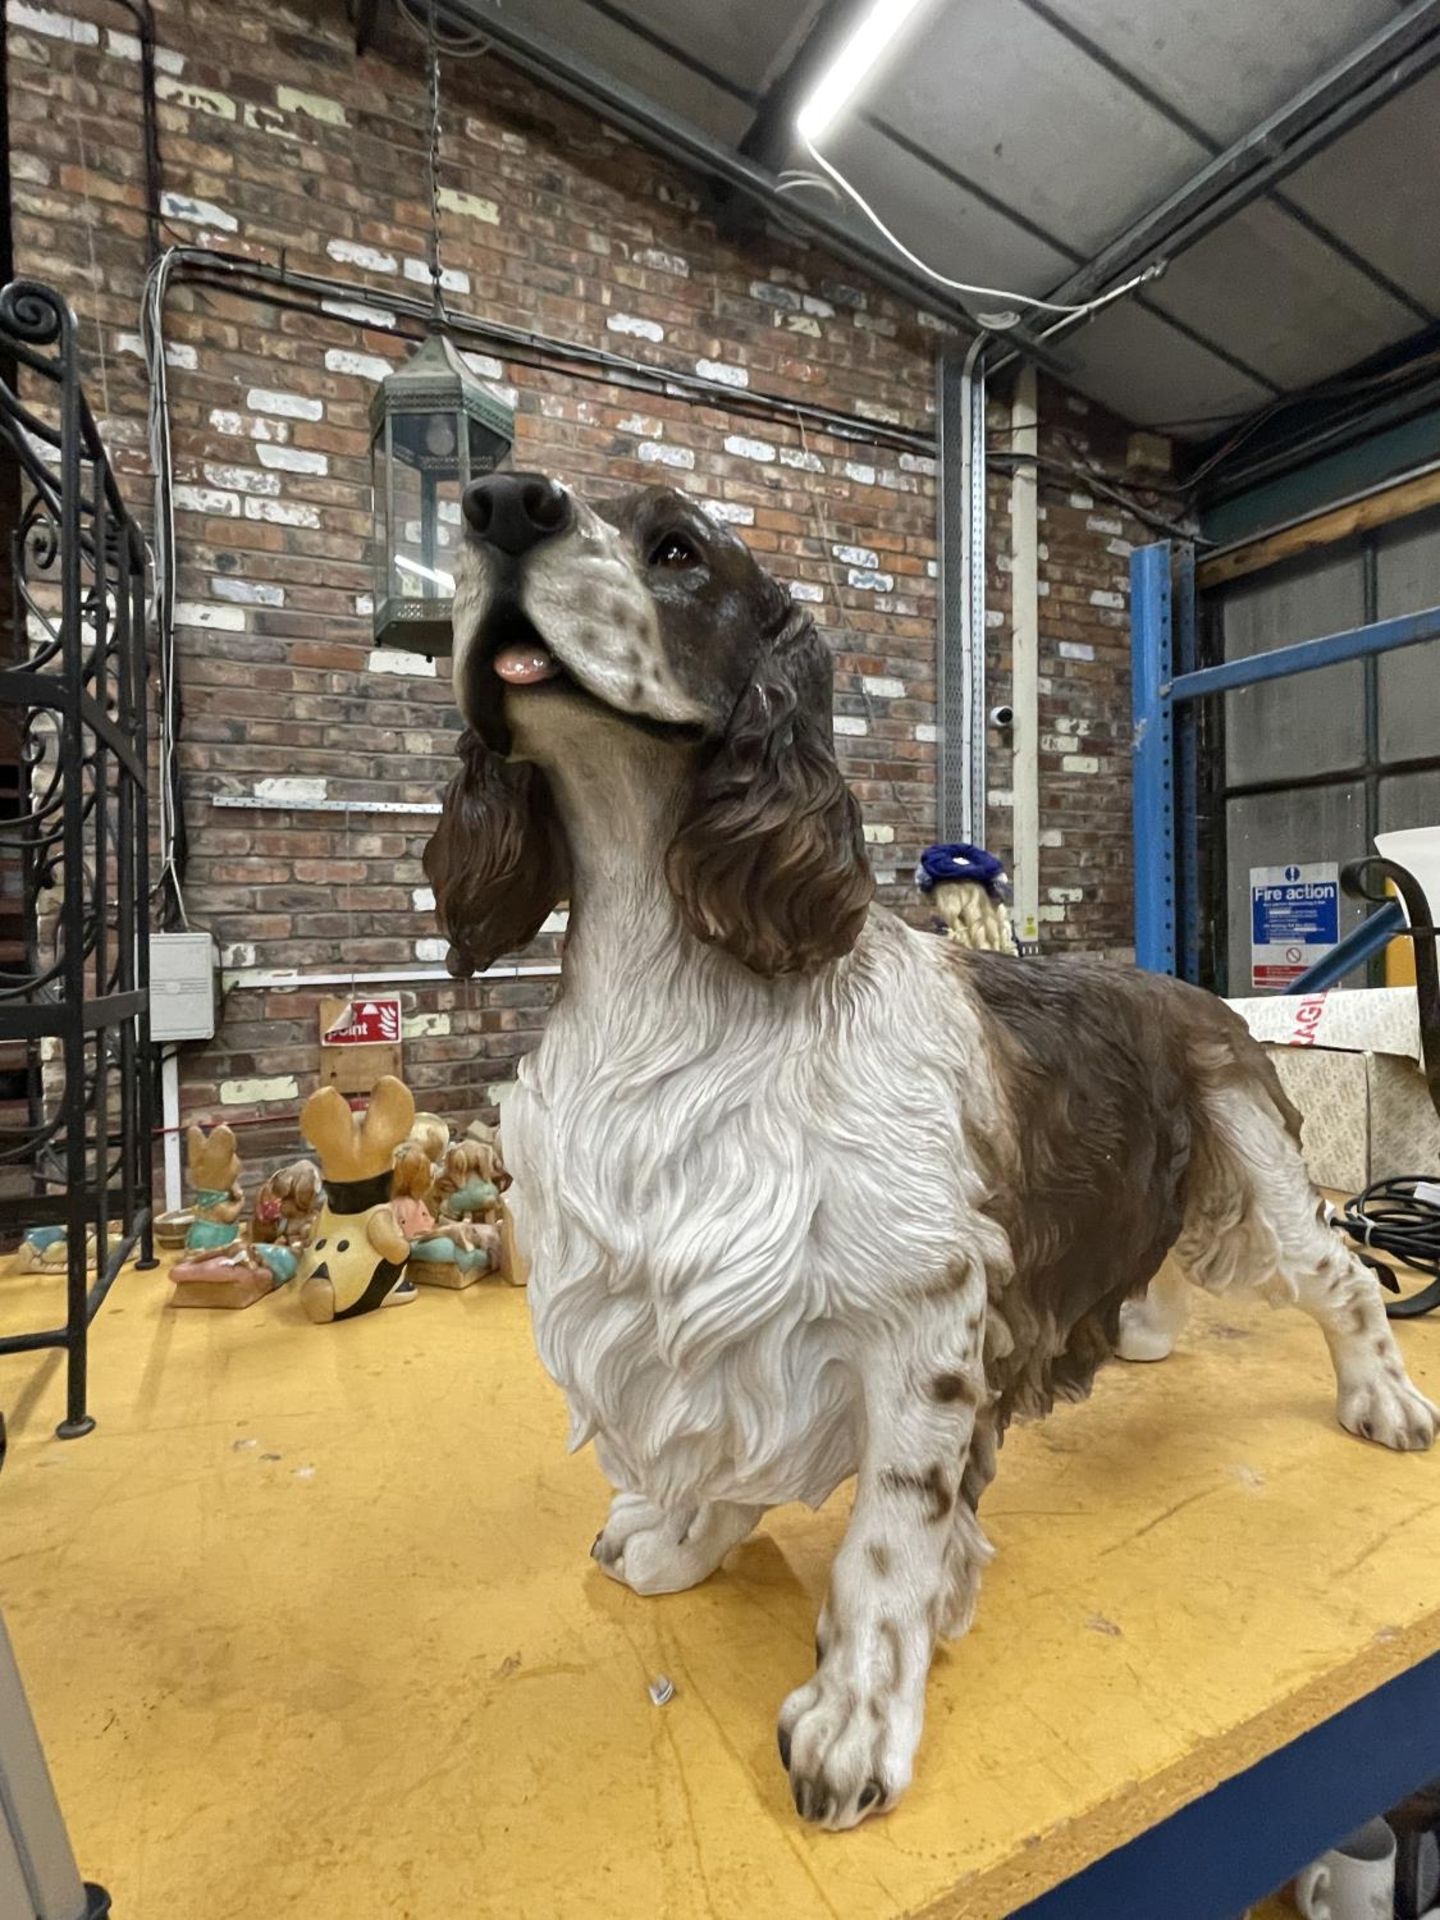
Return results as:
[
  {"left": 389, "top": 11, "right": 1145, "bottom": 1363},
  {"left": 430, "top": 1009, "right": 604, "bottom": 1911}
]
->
[{"left": 296, "top": 1077, "right": 416, "bottom": 1323}]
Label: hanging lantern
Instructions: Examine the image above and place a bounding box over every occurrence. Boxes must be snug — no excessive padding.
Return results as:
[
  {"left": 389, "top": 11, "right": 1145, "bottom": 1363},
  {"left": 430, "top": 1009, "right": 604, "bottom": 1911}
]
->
[{"left": 369, "top": 332, "right": 515, "bottom": 655}]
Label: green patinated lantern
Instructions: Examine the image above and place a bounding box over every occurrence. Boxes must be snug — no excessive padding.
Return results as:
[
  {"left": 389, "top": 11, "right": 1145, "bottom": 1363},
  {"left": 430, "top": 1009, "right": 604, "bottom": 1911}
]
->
[{"left": 369, "top": 333, "right": 515, "bottom": 655}]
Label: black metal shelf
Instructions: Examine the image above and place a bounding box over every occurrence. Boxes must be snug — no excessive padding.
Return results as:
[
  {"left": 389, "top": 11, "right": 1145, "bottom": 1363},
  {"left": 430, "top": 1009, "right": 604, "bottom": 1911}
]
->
[{"left": 0, "top": 278, "right": 155, "bottom": 1439}]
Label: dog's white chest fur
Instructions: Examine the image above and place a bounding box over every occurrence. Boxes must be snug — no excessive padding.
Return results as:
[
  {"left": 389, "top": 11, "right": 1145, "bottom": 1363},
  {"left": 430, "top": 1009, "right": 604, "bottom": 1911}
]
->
[{"left": 505, "top": 914, "right": 988, "bottom": 1511}]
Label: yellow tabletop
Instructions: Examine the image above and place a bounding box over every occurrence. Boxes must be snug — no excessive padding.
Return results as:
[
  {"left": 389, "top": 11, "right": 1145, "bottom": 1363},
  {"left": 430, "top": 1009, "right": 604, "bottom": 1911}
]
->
[{"left": 2, "top": 1256, "right": 1436, "bottom": 1919}]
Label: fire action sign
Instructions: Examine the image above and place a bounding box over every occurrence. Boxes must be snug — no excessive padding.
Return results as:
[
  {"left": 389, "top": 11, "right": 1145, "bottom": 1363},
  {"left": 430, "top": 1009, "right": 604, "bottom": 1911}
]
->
[{"left": 1250, "top": 862, "right": 1340, "bottom": 991}]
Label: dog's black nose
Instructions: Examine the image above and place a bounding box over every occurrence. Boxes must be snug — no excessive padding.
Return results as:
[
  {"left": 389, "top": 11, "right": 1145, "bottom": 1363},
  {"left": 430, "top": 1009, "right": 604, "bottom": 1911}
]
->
[{"left": 463, "top": 472, "right": 572, "bottom": 555}]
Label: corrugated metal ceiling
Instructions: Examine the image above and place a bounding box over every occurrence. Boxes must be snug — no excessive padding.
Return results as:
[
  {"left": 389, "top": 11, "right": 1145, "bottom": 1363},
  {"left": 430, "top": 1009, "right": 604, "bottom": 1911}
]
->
[{"left": 467, "top": 0, "right": 1440, "bottom": 440}]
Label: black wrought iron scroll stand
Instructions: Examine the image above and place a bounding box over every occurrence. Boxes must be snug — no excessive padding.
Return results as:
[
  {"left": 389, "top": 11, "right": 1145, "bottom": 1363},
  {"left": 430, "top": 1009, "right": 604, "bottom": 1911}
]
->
[{"left": 0, "top": 279, "right": 155, "bottom": 1441}]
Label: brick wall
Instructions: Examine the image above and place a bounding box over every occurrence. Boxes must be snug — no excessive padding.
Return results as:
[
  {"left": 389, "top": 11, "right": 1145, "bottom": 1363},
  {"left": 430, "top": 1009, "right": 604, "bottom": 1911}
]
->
[{"left": 6, "top": 0, "right": 1160, "bottom": 1178}]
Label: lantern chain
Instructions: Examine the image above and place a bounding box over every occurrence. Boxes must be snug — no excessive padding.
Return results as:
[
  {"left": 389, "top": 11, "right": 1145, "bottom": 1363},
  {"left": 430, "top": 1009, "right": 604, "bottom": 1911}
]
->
[{"left": 427, "top": 0, "right": 446, "bottom": 327}]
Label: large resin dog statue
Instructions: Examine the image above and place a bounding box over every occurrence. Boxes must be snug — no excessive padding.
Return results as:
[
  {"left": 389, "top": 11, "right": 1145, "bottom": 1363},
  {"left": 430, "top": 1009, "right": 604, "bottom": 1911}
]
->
[{"left": 425, "top": 473, "right": 1435, "bottom": 1830}]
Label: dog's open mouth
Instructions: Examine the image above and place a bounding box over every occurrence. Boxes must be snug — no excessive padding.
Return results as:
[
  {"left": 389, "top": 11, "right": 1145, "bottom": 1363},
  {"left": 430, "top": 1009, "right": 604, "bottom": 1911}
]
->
[{"left": 480, "top": 600, "right": 570, "bottom": 692}]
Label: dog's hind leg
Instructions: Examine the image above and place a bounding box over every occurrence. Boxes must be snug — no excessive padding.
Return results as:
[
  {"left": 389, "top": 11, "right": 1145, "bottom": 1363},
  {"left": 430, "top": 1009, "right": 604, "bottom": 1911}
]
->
[
  {"left": 777, "top": 1300, "right": 986, "bottom": 1829},
  {"left": 590, "top": 1492, "right": 764, "bottom": 1596},
  {"left": 1181, "top": 1075, "right": 1436, "bottom": 1452},
  {"left": 1116, "top": 1262, "right": 1193, "bottom": 1362}
]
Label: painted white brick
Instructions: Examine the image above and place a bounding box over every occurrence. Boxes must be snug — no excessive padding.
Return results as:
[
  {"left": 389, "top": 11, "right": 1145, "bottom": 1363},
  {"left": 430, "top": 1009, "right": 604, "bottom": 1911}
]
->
[
  {"left": 403, "top": 258, "right": 470, "bottom": 295},
  {"left": 204, "top": 463, "right": 279, "bottom": 497},
  {"left": 1048, "top": 887, "right": 1083, "bottom": 904},
  {"left": 1062, "top": 754, "right": 1101, "bottom": 774},
  {"left": 327, "top": 238, "right": 397, "bottom": 274},
  {"left": 789, "top": 582, "right": 824, "bottom": 604},
  {"left": 411, "top": 886, "right": 437, "bottom": 912},
  {"left": 834, "top": 543, "right": 878, "bottom": 568},
  {"left": 461, "top": 351, "right": 505, "bottom": 380},
  {"left": 160, "top": 191, "right": 237, "bottom": 233},
  {"left": 1068, "top": 491, "right": 1095, "bottom": 510},
  {"left": 8, "top": 3, "right": 98, "bottom": 44},
  {"left": 917, "top": 310, "right": 956, "bottom": 334},
  {"left": 778, "top": 447, "right": 823, "bottom": 473},
  {"left": 607, "top": 313, "right": 664, "bottom": 342},
  {"left": 985, "top": 610, "right": 1005, "bottom": 630},
  {"left": 174, "top": 600, "right": 245, "bottom": 632},
  {"left": 1039, "top": 829, "right": 1064, "bottom": 849},
  {"left": 221, "top": 1075, "right": 298, "bottom": 1106},
  {"left": 1038, "top": 905, "right": 1068, "bottom": 923},
  {"left": 927, "top": 560, "right": 939, "bottom": 579},
  {"left": 843, "top": 462, "right": 876, "bottom": 485},
  {"left": 1055, "top": 716, "right": 1091, "bottom": 736},
  {"left": 249, "top": 387, "right": 326, "bottom": 422},
  {"left": 220, "top": 942, "right": 256, "bottom": 969},
  {"left": 276, "top": 85, "right": 346, "bottom": 125},
  {"left": 914, "top": 722, "right": 938, "bottom": 743},
  {"left": 414, "top": 938, "right": 449, "bottom": 963},
  {"left": 244, "top": 498, "right": 321, "bottom": 528},
  {"left": 635, "top": 247, "right": 689, "bottom": 276},
  {"left": 863, "top": 824, "right": 895, "bottom": 845},
  {"left": 900, "top": 452, "right": 937, "bottom": 477},
  {"left": 1086, "top": 514, "right": 1124, "bottom": 536},
  {"left": 354, "top": 593, "right": 374, "bottom": 618},
  {"left": 724, "top": 435, "right": 775, "bottom": 463},
  {"left": 834, "top": 715, "right": 868, "bottom": 735},
  {"left": 751, "top": 281, "right": 800, "bottom": 310},
  {"left": 321, "top": 297, "right": 394, "bottom": 329},
  {"left": 437, "top": 185, "right": 499, "bottom": 224},
  {"left": 638, "top": 442, "right": 694, "bottom": 470},
  {"left": 856, "top": 399, "right": 902, "bottom": 425},
  {"left": 802, "top": 294, "right": 836, "bottom": 318},
  {"left": 106, "top": 26, "right": 184, "bottom": 71},
  {"left": 256, "top": 776, "right": 326, "bottom": 803},
  {"left": 539, "top": 909, "right": 570, "bottom": 935},
  {"left": 157, "top": 75, "right": 235, "bottom": 119},
  {"left": 211, "top": 577, "right": 284, "bottom": 608},
  {"left": 1107, "top": 537, "right": 1133, "bottom": 559},
  {"left": 618, "top": 413, "right": 663, "bottom": 437},
  {"left": 324, "top": 348, "right": 393, "bottom": 383},
  {"left": 243, "top": 102, "right": 290, "bottom": 137},
  {"left": 848, "top": 568, "right": 894, "bottom": 593},
  {"left": 989, "top": 789, "right": 1014, "bottom": 809},
  {"left": 1089, "top": 589, "right": 1124, "bottom": 609},
  {"left": 862, "top": 675, "right": 905, "bottom": 700},
  {"left": 257, "top": 443, "right": 328, "bottom": 475},
  {"left": 700, "top": 499, "right": 755, "bottom": 526},
  {"left": 174, "top": 484, "right": 239, "bottom": 517},
  {"left": 695, "top": 358, "right": 748, "bottom": 389},
  {"left": 368, "top": 648, "right": 437, "bottom": 678}
]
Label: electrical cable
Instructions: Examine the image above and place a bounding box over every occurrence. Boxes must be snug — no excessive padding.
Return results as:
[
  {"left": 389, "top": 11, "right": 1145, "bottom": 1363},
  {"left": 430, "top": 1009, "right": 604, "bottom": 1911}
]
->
[
  {"left": 1337, "top": 1177, "right": 1440, "bottom": 1318},
  {"left": 801, "top": 137, "right": 1166, "bottom": 330}
]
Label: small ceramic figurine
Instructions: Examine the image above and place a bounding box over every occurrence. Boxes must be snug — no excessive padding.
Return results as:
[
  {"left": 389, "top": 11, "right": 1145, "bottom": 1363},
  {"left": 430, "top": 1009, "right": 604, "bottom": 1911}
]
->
[
  {"left": 296, "top": 1076, "right": 416, "bottom": 1323},
  {"left": 915, "top": 842, "right": 1020, "bottom": 954},
  {"left": 434, "top": 1136, "right": 525, "bottom": 1286},
  {"left": 391, "top": 1140, "right": 498, "bottom": 1289},
  {"left": 248, "top": 1160, "right": 323, "bottom": 1286},
  {"left": 12, "top": 1225, "right": 97, "bottom": 1273},
  {"left": 183, "top": 1123, "right": 245, "bottom": 1254}
]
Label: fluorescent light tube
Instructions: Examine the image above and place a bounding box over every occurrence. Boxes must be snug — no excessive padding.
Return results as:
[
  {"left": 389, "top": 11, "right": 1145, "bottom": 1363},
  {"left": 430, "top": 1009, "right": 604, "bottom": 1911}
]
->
[{"left": 796, "top": 0, "right": 931, "bottom": 144}]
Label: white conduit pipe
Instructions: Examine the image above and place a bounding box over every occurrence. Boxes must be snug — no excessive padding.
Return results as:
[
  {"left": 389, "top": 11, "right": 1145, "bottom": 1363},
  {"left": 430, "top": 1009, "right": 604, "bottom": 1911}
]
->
[{"left": 1009, "top": 361, "right": 1041, "bottom": 947}]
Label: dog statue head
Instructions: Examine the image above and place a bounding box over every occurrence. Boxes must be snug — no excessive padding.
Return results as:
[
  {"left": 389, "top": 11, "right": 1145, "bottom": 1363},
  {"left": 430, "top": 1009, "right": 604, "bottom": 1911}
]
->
[{"left": 424, "top": 476, "right": 874, "bottom": 980}]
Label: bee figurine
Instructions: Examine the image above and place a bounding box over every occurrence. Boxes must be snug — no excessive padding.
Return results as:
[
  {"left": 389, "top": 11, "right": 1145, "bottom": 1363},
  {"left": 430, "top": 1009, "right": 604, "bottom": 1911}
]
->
[{"left": 296, "top": 1076, "right": 417, "bottom": 1323}]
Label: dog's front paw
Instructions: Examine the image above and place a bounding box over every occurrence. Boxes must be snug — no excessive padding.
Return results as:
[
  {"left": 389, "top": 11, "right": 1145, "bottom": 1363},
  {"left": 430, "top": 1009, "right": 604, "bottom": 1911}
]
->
[
  {"left": 777, "top": 1662, "right": 920, "bottom": 1830},
  {"left": 1337, "top": 1365, "right": 1437, "bottom": 1451},
  {"left": 591, "top": 1492, "right": 759, "bottom": 1596}
]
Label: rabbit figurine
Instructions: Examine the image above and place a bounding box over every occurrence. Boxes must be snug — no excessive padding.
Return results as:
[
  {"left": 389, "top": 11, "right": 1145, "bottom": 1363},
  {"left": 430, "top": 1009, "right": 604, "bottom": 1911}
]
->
[
  {"left": 296, "top": 1076, "right": 417, "bottom": 1323},
  {"left": 184, "top": 1124, "right": 245, "bottom": 1253}
]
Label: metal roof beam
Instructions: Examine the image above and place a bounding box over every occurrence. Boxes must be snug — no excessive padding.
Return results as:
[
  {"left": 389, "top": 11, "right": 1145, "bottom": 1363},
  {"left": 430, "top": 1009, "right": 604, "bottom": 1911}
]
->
[
  {"left": 1045, "top": 0, "right": 1440, "bottom": 315},
  {"left": 737, "top": 0, "right": 869, "bottom": 171}
]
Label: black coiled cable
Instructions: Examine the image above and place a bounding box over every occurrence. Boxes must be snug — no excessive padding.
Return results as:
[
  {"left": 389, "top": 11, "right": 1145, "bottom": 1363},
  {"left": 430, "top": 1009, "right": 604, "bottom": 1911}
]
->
[{"left": 1338, "top": 1176, "right": 1440, "bottom": 1318}]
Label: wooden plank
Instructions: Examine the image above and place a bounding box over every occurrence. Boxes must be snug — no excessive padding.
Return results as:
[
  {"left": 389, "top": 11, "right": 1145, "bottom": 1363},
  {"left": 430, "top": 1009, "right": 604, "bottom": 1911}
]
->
[{"left": 1199, "top": 467, "right": 1440, "bottom": 589}]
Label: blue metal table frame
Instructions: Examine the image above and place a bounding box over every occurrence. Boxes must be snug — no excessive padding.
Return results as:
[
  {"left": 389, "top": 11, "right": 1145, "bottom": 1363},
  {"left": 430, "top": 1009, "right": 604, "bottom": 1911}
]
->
[{"left": 1129, "top": 537, "right": 1440, "bottom": 980}]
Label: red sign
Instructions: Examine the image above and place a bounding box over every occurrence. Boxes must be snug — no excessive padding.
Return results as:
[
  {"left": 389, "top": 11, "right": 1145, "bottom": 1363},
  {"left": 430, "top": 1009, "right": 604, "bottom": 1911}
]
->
[{"left": 322, "top": 997, "right": 401, "bottom": 1046}]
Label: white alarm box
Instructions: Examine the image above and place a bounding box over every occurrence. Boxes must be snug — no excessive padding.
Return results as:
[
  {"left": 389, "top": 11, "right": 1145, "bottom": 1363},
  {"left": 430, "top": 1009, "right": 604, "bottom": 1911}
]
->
[{"left": 149, "top": 932, "right": 219, "bottom": 1042}]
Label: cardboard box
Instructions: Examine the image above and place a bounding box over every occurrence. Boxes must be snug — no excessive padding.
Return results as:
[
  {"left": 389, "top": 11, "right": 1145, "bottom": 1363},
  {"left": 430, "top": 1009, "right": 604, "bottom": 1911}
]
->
[{"left": 1226, "top": 987, "right": 1440, "bottom": 1192}]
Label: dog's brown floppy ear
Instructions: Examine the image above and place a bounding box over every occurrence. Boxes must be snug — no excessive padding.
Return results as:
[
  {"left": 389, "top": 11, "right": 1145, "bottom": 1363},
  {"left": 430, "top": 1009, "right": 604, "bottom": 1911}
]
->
[
  {"left": 665, "top": 600, "right": 874, "bottom": 976},
  {"left": 423, "top": 730, "right": 569, "bottom": 978}
]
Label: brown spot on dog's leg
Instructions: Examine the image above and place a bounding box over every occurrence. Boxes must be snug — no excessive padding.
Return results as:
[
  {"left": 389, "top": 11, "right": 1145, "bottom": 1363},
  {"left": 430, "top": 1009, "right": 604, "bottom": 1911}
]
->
[
  {"left": 877, "top": 1618, "right": 903, "bottom": 1691},
  {"left": 931, "top": 1371, "right": 976, "bottom": 1405},
  {"left": 866, "top": 1542, "right": 893, "bottom": 1577},
  {"left": 879, "top": 1465, "right": 955, "bottom": 1523}
]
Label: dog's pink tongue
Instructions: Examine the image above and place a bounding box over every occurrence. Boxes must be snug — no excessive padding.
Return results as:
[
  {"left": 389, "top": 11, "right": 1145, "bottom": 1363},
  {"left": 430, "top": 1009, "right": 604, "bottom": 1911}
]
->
[{"left": 493, "top": 644, "right": 560, "bottom": 685}]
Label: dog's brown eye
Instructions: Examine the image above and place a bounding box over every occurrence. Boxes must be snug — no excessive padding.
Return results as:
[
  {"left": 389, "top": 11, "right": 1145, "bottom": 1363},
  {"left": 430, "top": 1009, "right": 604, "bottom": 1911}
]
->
[{"left": 649, "top": 532, "right": 699, "bottom": 570}]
